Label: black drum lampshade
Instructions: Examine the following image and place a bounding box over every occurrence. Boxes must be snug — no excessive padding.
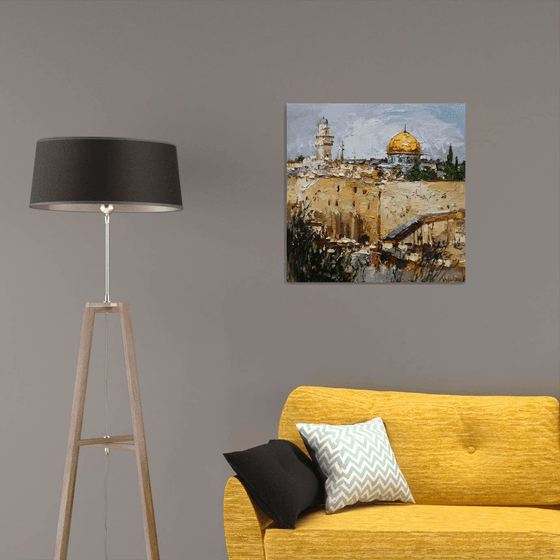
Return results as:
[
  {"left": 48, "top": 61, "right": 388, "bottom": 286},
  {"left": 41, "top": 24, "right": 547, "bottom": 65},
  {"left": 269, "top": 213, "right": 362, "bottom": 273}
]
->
[{"left": 30, "top": 137, "right": 183, "bottom": 212}]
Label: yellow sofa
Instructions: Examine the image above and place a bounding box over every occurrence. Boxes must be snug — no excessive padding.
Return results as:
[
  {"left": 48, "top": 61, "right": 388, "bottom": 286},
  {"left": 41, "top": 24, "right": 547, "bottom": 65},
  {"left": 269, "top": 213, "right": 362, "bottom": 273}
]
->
[{"left": 224, "top": 386, "right": 560, "bottom": 560}]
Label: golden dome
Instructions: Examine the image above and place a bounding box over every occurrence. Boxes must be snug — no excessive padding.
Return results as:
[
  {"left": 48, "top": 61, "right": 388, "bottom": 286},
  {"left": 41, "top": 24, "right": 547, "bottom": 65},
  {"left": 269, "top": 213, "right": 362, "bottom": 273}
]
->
[{"left": 387, "top": 129, "right": 421, "bottom": 155}]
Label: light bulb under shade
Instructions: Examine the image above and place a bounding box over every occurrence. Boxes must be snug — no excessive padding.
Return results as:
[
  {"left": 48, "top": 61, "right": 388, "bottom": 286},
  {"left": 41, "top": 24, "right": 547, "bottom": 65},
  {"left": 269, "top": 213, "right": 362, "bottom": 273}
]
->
[{"left": 30, "top": 137, "right": 183, "bottom": 212}]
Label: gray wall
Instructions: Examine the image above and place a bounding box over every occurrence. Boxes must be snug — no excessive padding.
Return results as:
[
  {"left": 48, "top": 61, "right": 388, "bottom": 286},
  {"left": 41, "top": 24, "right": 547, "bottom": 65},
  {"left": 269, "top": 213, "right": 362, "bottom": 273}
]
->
[{"left": 0, "top": 1, "right": 558, "bottom": 559}]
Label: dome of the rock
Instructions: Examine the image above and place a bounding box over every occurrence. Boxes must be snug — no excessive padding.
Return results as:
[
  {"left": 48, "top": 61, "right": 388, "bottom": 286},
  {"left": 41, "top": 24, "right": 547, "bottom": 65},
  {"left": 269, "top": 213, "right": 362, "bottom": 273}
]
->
[{"left": 387, "top": 129, "right": 421, "bottom": 155}]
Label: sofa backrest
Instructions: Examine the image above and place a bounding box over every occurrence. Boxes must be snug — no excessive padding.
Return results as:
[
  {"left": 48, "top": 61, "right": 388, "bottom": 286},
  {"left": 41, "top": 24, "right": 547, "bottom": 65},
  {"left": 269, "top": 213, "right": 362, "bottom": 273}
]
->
[{"left": 278, "top": 386, "right": 560, "bottom": 506}]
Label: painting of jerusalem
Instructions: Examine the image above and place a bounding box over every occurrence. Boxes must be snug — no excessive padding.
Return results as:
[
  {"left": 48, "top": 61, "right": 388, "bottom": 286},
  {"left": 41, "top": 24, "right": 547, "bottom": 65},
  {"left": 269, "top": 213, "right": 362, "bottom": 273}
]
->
[{"left": 286, "top": 103, "right": 466, "bottom": 282}]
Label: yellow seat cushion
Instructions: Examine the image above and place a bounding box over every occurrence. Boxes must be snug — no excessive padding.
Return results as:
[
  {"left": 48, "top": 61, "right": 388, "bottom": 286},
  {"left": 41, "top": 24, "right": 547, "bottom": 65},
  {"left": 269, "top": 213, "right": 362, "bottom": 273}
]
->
[
  {"left": 278, "top": 386, "right": 560, "bottom": 505},
  {"left": 264, "top": 503, "right": 560, "bottom": 560}
]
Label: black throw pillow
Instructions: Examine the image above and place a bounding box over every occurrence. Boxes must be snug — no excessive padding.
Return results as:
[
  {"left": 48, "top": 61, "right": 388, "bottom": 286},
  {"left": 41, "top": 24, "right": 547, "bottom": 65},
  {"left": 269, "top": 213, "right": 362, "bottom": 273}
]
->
[{"left": 224, "top": 439, "right": 324, "bottom": 529}]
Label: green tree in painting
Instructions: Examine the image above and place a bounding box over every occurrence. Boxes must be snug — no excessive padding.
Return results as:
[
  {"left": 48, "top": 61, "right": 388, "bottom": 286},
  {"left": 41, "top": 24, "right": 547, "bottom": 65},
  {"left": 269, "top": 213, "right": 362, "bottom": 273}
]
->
[
  {"left": 443, "top": 144, "right": 456, "bottom": 181},
  {"left": 296, "top": 155, "right": 305, "bottom": 162},
  {"left": 406, "top": 158, "right": 438, "bottom": 182},
  {"left": 459, "top": 160, "right": 466, "bottom": 180},
  {"left": 406, "top": 158, "right": 422, "bottom": 181},
  {"left": 420, "top": 165, "right": 438, "bottom": 181},
  {"left": 287, "top": 202, "right": 362, "bottom": 282}
]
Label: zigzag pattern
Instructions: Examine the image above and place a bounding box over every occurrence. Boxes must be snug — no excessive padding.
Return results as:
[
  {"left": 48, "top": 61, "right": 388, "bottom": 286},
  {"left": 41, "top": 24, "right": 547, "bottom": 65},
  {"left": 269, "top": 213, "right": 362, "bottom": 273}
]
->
[{"left": 297, "top": 418, "right": 414, "bottom": 513}]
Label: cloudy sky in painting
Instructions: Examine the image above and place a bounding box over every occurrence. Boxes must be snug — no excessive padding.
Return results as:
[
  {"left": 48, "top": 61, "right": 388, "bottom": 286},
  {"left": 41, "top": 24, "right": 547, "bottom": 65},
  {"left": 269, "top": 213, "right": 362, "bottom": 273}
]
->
[{"left": 287, "top": 103, "right": 465, "bottom": 161}]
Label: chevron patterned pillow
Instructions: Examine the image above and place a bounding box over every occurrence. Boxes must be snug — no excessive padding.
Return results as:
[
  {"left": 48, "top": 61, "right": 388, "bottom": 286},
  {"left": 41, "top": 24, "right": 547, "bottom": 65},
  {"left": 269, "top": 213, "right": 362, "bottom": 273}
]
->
[{"left": 296, "top": 418, "right": 414, "bottom": 513}]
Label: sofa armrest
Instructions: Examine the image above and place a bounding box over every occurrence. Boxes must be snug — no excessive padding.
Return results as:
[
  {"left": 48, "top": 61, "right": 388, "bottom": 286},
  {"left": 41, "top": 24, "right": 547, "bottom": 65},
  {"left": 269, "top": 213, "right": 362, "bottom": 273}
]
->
[{"left": 224, "top": 476, "right": 274, "bottom": 560}]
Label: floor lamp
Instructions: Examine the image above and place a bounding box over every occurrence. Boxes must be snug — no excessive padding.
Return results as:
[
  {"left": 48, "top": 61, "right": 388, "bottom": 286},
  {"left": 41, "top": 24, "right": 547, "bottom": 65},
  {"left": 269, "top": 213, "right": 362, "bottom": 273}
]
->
[{"left": 30, "top": 137, "right": 183, "bottom": 560}]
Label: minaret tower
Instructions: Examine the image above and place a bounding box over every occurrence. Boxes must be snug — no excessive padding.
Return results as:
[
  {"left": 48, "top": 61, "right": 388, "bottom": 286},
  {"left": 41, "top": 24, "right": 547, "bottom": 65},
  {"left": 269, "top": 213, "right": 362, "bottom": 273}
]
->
[{"left": 315, "top": 117, "right": 334, "bottom": 160}]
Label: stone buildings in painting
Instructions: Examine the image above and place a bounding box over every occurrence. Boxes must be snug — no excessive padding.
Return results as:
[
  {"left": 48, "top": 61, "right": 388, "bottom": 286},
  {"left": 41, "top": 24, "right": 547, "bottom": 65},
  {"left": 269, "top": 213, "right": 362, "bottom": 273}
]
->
[{"left": 287, "top": 118, "right": 466, "bottom": 282}]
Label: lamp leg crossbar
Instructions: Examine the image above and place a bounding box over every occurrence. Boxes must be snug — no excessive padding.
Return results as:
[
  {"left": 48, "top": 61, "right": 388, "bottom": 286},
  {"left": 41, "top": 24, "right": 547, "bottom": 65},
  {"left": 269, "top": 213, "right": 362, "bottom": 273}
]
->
[{"left": 54, "top": 302, "right": 159, "bottom": 560}]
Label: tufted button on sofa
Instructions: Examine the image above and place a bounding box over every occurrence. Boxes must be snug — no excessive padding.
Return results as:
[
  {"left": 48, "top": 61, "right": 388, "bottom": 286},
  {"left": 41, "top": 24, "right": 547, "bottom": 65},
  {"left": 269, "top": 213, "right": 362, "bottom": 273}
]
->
[{"left": 224, "top": 386, "right": 560, "bottom": 560}]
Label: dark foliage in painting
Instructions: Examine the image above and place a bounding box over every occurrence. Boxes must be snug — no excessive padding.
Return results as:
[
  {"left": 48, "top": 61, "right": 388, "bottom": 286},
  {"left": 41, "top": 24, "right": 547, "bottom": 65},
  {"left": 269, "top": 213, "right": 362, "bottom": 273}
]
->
[
  {"left": 287, "top": 203, "right": 362, "bottom": 282},
  {"left": 410, "top": 246, "right": 461, "bottom": 282},
  {"left": 406, "top": 159, "right": 438, "bottom": 181},
  {"left": 443, "top": 145, "right": 465, "bottom": 181},
  {"left": 387, "top": 245, "right": 464, "bottom": 283}
]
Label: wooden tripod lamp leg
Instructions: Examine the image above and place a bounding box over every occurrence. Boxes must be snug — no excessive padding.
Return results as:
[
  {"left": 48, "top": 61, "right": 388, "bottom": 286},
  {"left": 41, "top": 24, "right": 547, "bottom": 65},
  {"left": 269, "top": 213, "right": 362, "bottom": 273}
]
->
[
  {"left": 53, "top": 302, "right": 159, "bottom": 560},
  {"left": 120, "top": 302, "right": 160, "bottom": 560},
  {"left": 54, "top": 306, "right": 96, "bottom": 560}
]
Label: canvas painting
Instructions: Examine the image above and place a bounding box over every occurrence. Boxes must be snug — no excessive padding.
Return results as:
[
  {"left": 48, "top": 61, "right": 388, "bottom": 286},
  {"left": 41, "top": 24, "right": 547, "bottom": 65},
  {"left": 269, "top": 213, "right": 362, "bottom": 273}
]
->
[{"left": 286, "top": 103, "right": 466, "bottom": 282}]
